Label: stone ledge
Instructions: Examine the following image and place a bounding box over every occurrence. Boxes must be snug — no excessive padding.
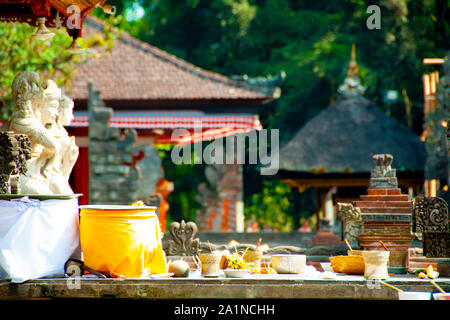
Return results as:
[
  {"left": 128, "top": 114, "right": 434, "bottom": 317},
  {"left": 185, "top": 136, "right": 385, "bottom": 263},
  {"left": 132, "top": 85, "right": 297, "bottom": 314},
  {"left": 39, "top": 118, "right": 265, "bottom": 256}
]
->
[
  {"left": 367, "top": 188, "right": 401, "bottom": 196},
  {"left": 355, "top": 201, "right": 412, "bottom": 208},
  {"left": 361, "top": 214, "right": 411, "bottom": 222},
  {"left": 359, "top": 207, "right": 412, "bottom": 214},
  {"left": 0, "top": 276, "right": 449, "bottom": 300}
]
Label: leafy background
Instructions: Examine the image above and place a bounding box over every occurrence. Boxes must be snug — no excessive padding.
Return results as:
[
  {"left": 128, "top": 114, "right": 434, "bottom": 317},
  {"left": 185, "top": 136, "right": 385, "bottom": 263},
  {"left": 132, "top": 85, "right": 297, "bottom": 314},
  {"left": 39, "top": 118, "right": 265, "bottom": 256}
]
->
[{"left": 1, "top": 0, "right": 448, "bottom": 230}]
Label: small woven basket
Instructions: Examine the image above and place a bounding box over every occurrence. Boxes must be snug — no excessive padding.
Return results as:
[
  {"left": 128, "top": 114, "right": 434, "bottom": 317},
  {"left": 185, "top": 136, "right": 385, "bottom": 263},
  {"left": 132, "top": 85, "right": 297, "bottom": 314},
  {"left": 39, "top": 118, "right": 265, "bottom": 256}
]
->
[{"left": 329, "top": 255, "right": 365, "bottom": 275}]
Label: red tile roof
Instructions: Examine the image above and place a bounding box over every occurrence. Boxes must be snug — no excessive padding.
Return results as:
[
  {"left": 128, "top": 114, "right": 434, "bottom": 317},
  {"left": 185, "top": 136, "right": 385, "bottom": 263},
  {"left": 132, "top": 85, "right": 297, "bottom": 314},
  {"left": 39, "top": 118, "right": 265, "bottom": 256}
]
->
[{"left": 66, "top": 17, "right": 280, "bottom": 105}]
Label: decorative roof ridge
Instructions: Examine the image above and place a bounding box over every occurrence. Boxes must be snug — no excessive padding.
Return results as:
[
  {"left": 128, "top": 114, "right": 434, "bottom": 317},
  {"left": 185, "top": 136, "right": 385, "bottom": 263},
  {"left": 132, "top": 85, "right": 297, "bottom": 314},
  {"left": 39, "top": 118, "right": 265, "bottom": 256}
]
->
[
  {"left": 337, "top": 44, "right": 366, "bottom": 97},
  {"left": 85, "top": 16, "right": 280, "bottom": 99}
]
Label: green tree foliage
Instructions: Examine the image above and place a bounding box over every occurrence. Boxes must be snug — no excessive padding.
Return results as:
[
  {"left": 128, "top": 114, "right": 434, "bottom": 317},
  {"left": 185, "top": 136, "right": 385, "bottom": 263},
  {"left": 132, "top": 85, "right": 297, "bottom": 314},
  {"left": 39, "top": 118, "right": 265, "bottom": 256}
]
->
[
  {"left": 110, "top": 0, "right": 448, "bottom": 141},
  {"left": 245, "top": 179, "right": 294, "bottom": 231}
]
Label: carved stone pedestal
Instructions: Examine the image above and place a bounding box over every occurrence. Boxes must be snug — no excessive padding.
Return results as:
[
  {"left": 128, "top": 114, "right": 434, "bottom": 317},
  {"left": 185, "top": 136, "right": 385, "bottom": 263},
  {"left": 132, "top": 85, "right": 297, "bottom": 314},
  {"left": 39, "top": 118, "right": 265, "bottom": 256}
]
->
[
  {"left": 357, "top": 188, "right": 414, "bottom": 251},
  {"left": 356, "top": 155, "right": 414, "bottom": 253}
]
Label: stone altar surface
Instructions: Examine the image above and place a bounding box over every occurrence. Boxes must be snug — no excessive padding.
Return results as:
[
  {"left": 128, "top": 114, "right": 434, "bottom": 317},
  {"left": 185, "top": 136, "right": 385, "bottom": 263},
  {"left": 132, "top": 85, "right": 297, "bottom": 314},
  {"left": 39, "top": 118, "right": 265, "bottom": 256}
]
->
[{"left": 0, "top": 275, "right": 448, "bottom": 300}]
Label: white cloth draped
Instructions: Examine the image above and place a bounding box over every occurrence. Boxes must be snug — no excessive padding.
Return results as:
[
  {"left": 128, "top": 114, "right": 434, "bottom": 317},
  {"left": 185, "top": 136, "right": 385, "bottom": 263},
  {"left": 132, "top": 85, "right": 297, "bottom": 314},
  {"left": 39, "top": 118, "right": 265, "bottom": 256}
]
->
[{"left": 0, "top": 197, "right": 80, "bottom": 283}]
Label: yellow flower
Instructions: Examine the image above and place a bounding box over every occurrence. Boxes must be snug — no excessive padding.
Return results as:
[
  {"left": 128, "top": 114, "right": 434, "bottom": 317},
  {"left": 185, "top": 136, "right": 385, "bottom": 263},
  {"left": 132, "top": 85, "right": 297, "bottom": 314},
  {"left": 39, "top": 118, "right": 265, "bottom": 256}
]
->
[{"left": 426, "top": 265, "right": 439, "bottom": 279}]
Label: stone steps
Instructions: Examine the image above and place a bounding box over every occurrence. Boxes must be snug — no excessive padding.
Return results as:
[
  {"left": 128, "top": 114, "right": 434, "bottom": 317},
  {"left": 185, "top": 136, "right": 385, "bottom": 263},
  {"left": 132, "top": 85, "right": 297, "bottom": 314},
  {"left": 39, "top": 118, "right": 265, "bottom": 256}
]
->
[
  {"left": 355, "top": 200, "right": 411, "bottom": 208},
  {"left": 361, "top": 213, "right": 412, "bottom": 222},
  {"left": 367, "top": 188, "right": 402, "bottom": 195},
  {"left": 358, "top": 207, "right": 412, "bottom": 214},
  {"left": 360, "top": 195, "right": 410, "bottom": 202}
]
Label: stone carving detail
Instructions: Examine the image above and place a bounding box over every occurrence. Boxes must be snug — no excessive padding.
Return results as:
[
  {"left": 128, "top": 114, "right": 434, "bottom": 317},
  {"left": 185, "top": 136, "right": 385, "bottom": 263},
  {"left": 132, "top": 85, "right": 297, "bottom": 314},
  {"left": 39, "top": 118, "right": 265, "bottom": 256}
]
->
[
  {"left": 423, "top": 232, "right": 450, "bottom": 258},
  {"left": 6, "top": 71, "right": 78, "bottom": 194},
  {"left": 413, "top": 196, "right": 450, "bottom": 258},
  {"left": 413, "top": 196, "right": 449, "bottom": 233},
  {"left": 337, "top": 203, "right": 363, "bottom": 243},
  {"left": 167, "top": 220, "right": 200, "bottom": 256},
  {"left": 369, "top": 154, "right": 398, "bottom": 189},
  {"left": 0, "top": 132, "right": 31, "bottom": 194}
]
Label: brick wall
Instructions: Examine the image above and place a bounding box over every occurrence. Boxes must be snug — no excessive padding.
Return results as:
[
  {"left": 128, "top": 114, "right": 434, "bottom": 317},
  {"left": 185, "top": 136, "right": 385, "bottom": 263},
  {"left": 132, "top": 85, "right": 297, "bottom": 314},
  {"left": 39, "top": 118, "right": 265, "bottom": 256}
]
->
[{"left": 198, "top": 164, "right": 243, "bottom": 231}]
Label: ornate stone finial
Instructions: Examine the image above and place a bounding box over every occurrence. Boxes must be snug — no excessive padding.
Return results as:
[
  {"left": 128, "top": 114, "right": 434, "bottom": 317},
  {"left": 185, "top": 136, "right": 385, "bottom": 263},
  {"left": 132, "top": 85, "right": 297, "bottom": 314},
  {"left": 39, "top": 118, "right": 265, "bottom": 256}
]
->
[
  {"left": 167, "top": 220, "right": 200, "bottom": 256},
  {"left": 338, "top": 44, "right": 366, "bottom": 97},
  {"left": 369, "top": 154, "right": 398, "bottom": 189}
]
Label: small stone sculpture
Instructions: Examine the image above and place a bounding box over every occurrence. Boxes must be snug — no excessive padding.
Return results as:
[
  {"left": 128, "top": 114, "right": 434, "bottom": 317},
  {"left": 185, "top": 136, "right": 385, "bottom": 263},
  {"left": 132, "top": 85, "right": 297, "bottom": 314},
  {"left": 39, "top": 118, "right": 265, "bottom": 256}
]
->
[
  {"left": 369, "top": 154, "right": 398, "bottom": 189},
  {"left": 6, "top": 71, "right": 78, "bottom": 194},
  {"left": 337, "top": 202, "right": 363, "bottom": 243},
  {"left": 167, "top": 220, "right": 200, "bottom": 256},
  {"left": 54, "top": 95, "right": 79, "bottom": 184}
]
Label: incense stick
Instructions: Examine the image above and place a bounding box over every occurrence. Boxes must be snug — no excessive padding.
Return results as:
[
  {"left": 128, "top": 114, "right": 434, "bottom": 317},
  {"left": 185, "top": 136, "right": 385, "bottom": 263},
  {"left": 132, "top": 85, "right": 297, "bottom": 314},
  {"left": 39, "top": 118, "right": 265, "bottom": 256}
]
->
[
  {"left": 193, "top": 255, "right": 201, "bottom": 270},
  {"left": 430, "top": 280, "right": 446, "bottom": 294},
  {"left": 379, "top": 240, "right": 389, "bottom": 251},
  {"left": 344, "top": 239, "right": 353, "bottom": 251},
  {"left": 207, "top": 240, "right": 213, "bottom": 253},
  {"left": 379, "top": 280, "right": 404, "bottom": 293},
  {"left": 255, "top": 238, "right": 262, "bottom": 251}
]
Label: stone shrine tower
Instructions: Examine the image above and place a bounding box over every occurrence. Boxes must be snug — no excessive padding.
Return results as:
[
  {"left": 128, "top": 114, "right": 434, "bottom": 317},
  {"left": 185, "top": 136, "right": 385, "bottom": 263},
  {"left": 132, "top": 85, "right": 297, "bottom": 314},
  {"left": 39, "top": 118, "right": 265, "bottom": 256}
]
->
[{"left": 356, "top": 154, "right": 415, "bottom": 251}]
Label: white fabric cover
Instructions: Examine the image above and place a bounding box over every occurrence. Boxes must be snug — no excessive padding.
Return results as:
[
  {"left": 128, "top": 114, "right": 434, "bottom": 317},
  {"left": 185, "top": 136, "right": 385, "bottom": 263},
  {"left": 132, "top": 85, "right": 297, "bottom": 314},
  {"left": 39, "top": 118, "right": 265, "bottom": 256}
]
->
[{"left": 0, "top": 197, "right": 80, "bottom": 283}]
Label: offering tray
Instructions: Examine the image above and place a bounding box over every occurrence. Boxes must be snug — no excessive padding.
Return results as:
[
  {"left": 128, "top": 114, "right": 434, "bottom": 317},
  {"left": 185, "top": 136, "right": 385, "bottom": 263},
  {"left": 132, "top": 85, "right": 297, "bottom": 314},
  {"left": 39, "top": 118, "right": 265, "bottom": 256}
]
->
[{"left": 0, "top": 193, "right": 83, "bottom": 200}]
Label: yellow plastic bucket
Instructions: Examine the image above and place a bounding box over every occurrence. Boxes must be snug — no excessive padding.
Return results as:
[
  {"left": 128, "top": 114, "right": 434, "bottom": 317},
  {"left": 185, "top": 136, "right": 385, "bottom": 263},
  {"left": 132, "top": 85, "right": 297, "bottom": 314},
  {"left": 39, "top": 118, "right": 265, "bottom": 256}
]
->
[{"left": 79, "top": 205, "right": 167, "bottom": 278}]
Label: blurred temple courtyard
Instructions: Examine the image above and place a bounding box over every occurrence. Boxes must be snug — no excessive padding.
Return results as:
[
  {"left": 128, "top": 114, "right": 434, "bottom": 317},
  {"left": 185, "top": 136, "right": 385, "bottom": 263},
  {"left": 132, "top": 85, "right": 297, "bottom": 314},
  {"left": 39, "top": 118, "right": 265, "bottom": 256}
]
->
[{"left": 0, "top": 0, "right": 449, "bottom": 303}]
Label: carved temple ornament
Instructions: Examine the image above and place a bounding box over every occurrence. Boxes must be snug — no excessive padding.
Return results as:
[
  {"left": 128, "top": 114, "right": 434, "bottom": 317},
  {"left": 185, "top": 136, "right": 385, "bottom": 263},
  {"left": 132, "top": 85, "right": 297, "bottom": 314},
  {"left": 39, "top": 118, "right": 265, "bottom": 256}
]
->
[
  {"left": 337, "top": 203, "right": 363, "bottom": 243},
  {"left": 423, "top": 232, "right": 450, "bottom": 258},
  {"left": 369, "top": 154, "right": 398, "bottom": 189},
  {"left": 413, "top": 196, "right": 449, "bottom": 233},
  {"left": 5, "top": 71, "right": 78, "bottom": 195},
  {"left": 167, "top": 220, "right": 200, "bottom": 256},
  {"left": 412, "top": 196, "right": 450, "bottom": 258},
  {"left": 0, "top": 132, "right": 31, "bottom": 194}
]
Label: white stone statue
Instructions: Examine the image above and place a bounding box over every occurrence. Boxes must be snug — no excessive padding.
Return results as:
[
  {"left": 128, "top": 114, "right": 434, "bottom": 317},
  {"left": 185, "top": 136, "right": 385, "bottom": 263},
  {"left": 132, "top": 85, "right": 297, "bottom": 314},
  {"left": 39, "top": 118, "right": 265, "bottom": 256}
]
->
[
  {"left": 7, "top": 71, "right": 78, "bottom": 194},
  {"left": 56, "top": 95, "right": 79, "bottom": 184}
]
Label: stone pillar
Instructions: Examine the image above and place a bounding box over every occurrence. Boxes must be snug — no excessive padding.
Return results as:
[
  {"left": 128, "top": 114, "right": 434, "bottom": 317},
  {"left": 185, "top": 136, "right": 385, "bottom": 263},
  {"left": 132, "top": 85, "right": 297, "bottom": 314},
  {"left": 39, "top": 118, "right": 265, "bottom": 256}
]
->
[
  {"left": 356, "top": 154, "right": 414, "bottom": 251},
  {"left": 218, "top": 164, "right": 243, "bottom": 231},
  {"left": 196, "top": 163, "right": 244, "bottom": 232},
  {"left": 88, "top": 83, "right": 138, "bottom": 204}
]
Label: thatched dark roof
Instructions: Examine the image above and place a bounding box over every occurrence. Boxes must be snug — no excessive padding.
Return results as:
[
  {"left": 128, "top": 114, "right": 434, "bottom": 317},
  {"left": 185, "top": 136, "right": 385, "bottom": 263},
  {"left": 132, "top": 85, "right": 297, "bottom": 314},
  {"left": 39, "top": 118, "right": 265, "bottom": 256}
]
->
[{"left": 278, "top": 96, "right": 426, "bottom": 174}]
